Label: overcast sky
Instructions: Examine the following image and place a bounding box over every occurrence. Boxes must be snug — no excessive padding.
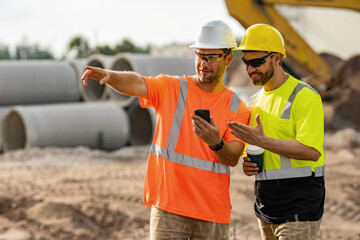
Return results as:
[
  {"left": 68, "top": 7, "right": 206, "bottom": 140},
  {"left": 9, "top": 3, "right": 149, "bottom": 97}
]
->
[{"left": 0, "top": 0, "right": 246, "bottom": 58}]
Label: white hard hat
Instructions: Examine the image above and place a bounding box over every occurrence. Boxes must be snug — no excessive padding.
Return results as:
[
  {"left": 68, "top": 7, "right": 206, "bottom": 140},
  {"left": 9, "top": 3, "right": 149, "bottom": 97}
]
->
[{"left": 189, "top": 20, "right": 237, "bottom": 49}]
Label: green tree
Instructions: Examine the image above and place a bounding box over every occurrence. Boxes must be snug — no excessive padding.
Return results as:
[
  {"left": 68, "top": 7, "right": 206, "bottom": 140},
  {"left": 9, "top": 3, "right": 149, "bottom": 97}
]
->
[
  {"left": 0, "top": 44, "right": 11, "bottom": 59},
  {"left": 114, "top": 39, "right": 136, "bottom": 53},
  {"left": 113, "top": 38, "right": 150, "bottom": 54},
  {"left": 68, "top": 35, "right": 90, "bottom": 58},
  {"left": 94, "top": 45, "right": 114, "bottom": 55},
  {"left": 15, "top": 43, "right": 53, "bottom": 60}
]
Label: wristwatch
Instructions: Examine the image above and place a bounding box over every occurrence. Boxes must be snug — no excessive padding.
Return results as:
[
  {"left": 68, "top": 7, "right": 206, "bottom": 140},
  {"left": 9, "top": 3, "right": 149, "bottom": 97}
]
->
[{"left": 209, "top": 139, "right": 224, "bottom": 152}]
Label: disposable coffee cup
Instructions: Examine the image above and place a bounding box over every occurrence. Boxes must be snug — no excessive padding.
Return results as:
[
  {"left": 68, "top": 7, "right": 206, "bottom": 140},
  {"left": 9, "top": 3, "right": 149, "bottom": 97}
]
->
[{"left": 246, "top": 145, "right": 264, "bottom": 174}]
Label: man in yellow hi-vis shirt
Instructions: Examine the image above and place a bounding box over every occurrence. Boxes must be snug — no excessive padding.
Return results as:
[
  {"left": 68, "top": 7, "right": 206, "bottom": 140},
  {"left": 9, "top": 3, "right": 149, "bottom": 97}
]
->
[{"left": 228, "top": 24, "right": 325, "bottom": 240}]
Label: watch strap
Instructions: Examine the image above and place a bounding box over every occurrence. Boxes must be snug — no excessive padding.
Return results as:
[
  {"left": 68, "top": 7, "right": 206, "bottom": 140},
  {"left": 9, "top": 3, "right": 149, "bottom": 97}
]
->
[{"left": 209, "top": 139, "right": 224, "bottom": 152}]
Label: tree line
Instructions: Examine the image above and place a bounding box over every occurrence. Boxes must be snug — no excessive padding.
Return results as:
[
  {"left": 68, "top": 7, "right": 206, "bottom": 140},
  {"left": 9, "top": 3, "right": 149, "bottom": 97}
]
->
[{"left": 0, "top": 36, "right": 150, "bottom": 60}]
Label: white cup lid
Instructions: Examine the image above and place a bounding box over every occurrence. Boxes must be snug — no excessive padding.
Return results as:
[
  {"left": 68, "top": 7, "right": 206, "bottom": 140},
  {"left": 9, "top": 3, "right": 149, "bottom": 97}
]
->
[{"left": 246, "top": 145, "right": 264, "bottom": 155}]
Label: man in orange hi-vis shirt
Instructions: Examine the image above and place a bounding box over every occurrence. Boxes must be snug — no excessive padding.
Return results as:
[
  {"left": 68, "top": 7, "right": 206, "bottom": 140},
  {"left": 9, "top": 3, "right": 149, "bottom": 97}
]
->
[{"left": 82, "top": 20, "right": 250, "bottom": 239}]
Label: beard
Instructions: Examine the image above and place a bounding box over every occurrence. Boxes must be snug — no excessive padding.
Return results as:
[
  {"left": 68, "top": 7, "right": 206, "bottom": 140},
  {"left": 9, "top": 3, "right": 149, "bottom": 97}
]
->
[
  {"left": 248, "top": 64, "right": 274, "bottom": 86},
  {"left": 197, "top": 63, "right": 226, "bottom": 84}
]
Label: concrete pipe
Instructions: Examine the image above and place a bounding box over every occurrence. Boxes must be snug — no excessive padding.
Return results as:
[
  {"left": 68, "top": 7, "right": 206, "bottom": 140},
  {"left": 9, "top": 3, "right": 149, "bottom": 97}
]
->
[
  {"left": 0, "top": 60, "right": 80, "bottom": 105},
  {"left": 79, "top": 54, "right": 114, "bottom": 102},
  {"left": 0, "top": 107, "right": 9, "bottom": 153},
  {"left": 1, "top": 102, "right": 130, "bottom": 152},
  {"left": 72, "top": 58, "right": 88, "bottom": 79},
  {"left": 109, "top": 53, "right": 195, "bottom": 107},
  {"left": 126, "top": 100, "right": 156, "bottom": 145}
]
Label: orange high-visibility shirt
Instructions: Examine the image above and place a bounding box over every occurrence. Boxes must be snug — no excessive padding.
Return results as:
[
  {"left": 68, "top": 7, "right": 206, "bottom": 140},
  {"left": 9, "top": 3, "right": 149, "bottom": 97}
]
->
[{"left": 139, "top": 74, "right": 250, "bottom": 223}]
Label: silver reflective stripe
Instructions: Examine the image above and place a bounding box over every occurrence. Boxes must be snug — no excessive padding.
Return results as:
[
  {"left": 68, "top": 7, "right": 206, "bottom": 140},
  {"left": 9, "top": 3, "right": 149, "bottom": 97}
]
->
[
  {"left": 150, "top": 144, "right": 230, "bottom": 174},
  {"left": 229, "top": 91, "right": 241, "bottom": 113},
  {"left": 281, "top": 83, "right": 318, "bottom": 119},
  {"left": 255, "top": 165, "right": 325, "bottom": 180},
  {"left": 314, "top": 165, "right": 325, "bottom": 177},
  {"left": 280, "top": 155, "right": 291, "bottom": 169},
  {"left": 150, "top": 76, "right": 230, "bottom": 175},
  {"left": 167, "top": 77, "right": 188, "bottom": 151},
  {"left": 256, "top": 166, "right": 312, "bottom": 180},
  {"left": 258, "top": 82, "right": 323, "bottom": 180}
]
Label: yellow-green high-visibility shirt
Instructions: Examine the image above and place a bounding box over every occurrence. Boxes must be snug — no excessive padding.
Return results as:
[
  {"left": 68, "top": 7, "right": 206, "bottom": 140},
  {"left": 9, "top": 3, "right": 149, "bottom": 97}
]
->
[{"left": 249, "top": 74, "right": 324, "bottom": 181}]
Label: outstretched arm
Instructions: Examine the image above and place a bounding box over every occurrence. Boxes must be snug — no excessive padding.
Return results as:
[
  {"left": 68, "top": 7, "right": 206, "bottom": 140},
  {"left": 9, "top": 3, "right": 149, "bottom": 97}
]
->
[{"left": 81, "top": 66, "right": 148, "bottom": 98}]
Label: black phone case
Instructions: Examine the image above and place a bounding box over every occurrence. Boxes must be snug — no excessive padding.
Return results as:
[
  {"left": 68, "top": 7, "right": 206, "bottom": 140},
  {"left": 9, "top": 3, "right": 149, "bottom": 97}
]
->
[{"left": 195, "top": 109, "right": 210, "bottom": 123}]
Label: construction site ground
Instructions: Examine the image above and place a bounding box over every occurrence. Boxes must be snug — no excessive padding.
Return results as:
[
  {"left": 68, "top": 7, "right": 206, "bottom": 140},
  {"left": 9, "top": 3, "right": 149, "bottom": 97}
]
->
[{"left": 0, "top": 128, "right": 359, "bottom": 240}]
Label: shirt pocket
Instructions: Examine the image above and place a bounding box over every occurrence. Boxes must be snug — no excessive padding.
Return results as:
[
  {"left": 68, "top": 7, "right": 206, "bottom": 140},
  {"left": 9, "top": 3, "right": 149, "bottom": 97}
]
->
[{"left": 261, "top": 110, "right": 295, "bottom": 140}]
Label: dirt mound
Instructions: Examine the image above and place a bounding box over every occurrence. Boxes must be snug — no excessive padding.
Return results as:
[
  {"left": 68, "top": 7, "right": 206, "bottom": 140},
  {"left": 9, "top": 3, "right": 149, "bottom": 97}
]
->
[
  {"left": 333, "top": 55, "right": 360, "bottom": 88},
  {"left": 323, "top": 54, "right": 360, "bottom": 130},
  {"left": 0, "top": 195, "right": 149, "bottom": 240},
  {"left": 320, "top": 52, "right": 343, "bottom": 78}
]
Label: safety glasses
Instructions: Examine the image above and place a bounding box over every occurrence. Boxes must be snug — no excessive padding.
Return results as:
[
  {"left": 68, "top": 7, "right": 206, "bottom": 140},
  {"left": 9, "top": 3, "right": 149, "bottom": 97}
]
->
[
  {"left": 195, "top": 51, "right": 229, "bottom": 63},
  {"left": 242, "top": 52, "right": 275, "bottom": 67}
]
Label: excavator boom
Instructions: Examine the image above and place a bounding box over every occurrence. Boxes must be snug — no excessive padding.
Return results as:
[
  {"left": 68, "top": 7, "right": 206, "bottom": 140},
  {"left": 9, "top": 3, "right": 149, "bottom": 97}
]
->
[{"left": 263, "top": 0, "right": 360, "bottom": 10}]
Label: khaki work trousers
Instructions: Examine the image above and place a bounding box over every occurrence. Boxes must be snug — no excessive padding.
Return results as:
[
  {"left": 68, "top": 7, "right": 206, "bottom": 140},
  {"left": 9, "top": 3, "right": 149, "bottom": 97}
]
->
[
  {"left": 150, "top": 206, "right": 229, "bottom": 240},
  {"left": 258, "top": 218, "right": 322, "bottom": 240}
]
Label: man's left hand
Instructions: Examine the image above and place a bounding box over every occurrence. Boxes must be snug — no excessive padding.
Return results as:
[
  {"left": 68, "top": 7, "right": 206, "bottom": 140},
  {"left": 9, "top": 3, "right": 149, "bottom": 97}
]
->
[{"left": 191, "top": 115, "right": 221, "bottom": 146}]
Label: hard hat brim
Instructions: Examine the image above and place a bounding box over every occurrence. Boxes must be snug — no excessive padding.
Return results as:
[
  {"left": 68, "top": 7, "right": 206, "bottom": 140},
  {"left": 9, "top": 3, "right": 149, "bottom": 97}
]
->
[{"left": 189, "top": 43, "right": 237, "bottom": 49}]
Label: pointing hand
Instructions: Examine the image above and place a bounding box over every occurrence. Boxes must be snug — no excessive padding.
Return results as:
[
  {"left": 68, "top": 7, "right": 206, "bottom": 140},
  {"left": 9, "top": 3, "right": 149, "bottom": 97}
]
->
[{"left": 81, "top": 66, "right": 110, "bottom": 86}]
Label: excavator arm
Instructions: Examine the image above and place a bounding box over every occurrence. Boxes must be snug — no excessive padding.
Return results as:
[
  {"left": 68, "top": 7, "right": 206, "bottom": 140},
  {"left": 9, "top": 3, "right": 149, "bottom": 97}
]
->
[{"left": 225, "top": 0, "right": 360, "bottom": 87}]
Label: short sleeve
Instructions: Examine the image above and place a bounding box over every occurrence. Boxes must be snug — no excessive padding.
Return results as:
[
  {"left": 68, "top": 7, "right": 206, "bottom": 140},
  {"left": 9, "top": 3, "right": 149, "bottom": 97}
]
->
[
  {"left": 139, "top": 74, "right": 167, "bottom": 110},
  {"left": 224, "top": 99, "right": 250, "bottom": 143},
  {"left": 294, "top": 90, "right": 324, "bottom": 153}
]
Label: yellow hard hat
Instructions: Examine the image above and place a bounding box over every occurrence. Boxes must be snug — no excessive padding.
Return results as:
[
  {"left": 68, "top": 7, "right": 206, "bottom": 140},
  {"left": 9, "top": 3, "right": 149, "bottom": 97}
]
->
[{"left": 237, "top": 23, "right": 286, "bottom": 58}]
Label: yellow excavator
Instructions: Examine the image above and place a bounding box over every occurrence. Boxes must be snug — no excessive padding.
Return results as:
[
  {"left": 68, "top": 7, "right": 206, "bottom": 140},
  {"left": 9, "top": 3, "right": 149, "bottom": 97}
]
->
[{"left": 225, "top": 0, "right": 360, "bottom": 95}]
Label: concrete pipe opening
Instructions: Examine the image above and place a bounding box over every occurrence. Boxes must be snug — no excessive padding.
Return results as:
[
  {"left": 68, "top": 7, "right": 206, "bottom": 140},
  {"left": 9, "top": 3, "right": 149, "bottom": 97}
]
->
[
  {"left": 2, "top": 110, "right": 26, "bottom": 151},
  {"left": 109, "top": 56, "right": 137, "bottom": 107},
  {"left": 127, "top": 101, "right": 156, "bottom": 145},
  {"left": 80, "top": 55, "right": 113, "bottom": 102},
  {"left": 0, "top": 108, "right": 10, "bottom": 152},
  {"left": 1, "top": 103, "right": 130, "bottom": 153}
]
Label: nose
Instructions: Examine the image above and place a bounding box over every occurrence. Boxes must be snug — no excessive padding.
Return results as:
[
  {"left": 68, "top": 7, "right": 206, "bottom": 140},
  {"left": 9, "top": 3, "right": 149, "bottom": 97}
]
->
[
  {"left": 199, "top": 56, "right": 209, "bottom": 63},
  {"left": 246, "top": 64, "right": 256, "bottom": 72},
  {"left": 198, "top": 57, "right": 209, "bottom": 67}
]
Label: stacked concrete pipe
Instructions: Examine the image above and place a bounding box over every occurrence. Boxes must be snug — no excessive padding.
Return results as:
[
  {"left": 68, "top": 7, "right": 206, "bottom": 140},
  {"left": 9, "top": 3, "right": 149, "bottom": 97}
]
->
[
  {"left": 0, "top": 107, "right": 9, "bottom": 153},
  {"left": 79, "top": 54, "right": 114, "bottom": 102},
  {"left": 0, "top": 60, "right": 80, "bottom": 105},
  {"left": 72, "top": 58, "right": 88, "bottom": 101},
  {"left": 1, "top": 102, "right": 130, "bottom": 152},
  {"left": 109, "top": 53, "right": 195, "bottom": 107},
  {"left": 126, "top": 100, "right": 157, "bottom": 145},
  {"left": 108, "top": 53, "right": 195, "bottom": 145}
]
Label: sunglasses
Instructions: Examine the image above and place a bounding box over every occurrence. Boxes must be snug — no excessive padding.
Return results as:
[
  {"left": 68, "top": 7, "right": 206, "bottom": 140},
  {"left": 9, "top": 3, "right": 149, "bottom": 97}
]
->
[
  {"left": 242, "top": 52, "right": 276, "bottom": 68},
  {"left": 195, "top": 51, "right": 229, "bottom": 63}
]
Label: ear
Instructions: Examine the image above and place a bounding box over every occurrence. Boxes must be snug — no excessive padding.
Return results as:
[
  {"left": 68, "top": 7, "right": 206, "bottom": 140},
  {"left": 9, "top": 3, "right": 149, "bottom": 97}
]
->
[
  {"left": 272, "top": 53, "right": 282, "bottom": 65},
  {"left": 226, "top": 52, "right": 234, "bottom": 67}
]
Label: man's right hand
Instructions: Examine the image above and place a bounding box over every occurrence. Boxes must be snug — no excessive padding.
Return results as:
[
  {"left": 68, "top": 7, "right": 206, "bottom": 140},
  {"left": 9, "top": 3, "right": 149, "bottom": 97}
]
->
[
  {"left": 81, "top": 66, "right": 110, "bottom": 86},
  {"left": 242, "top": 156, "right": 259, "bottom": 176}
]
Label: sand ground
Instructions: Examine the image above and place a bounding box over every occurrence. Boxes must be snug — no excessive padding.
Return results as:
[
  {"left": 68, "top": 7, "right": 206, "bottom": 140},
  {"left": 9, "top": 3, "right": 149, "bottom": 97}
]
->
[{"left": 0, "top": 129, "right": 359, "bottom": 240}]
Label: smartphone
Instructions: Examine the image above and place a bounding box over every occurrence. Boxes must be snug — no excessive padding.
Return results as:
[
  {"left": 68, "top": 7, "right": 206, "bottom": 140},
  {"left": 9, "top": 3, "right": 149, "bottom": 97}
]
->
[{"left": 194, "top": 109, "right": 210, "bottom": 123}]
